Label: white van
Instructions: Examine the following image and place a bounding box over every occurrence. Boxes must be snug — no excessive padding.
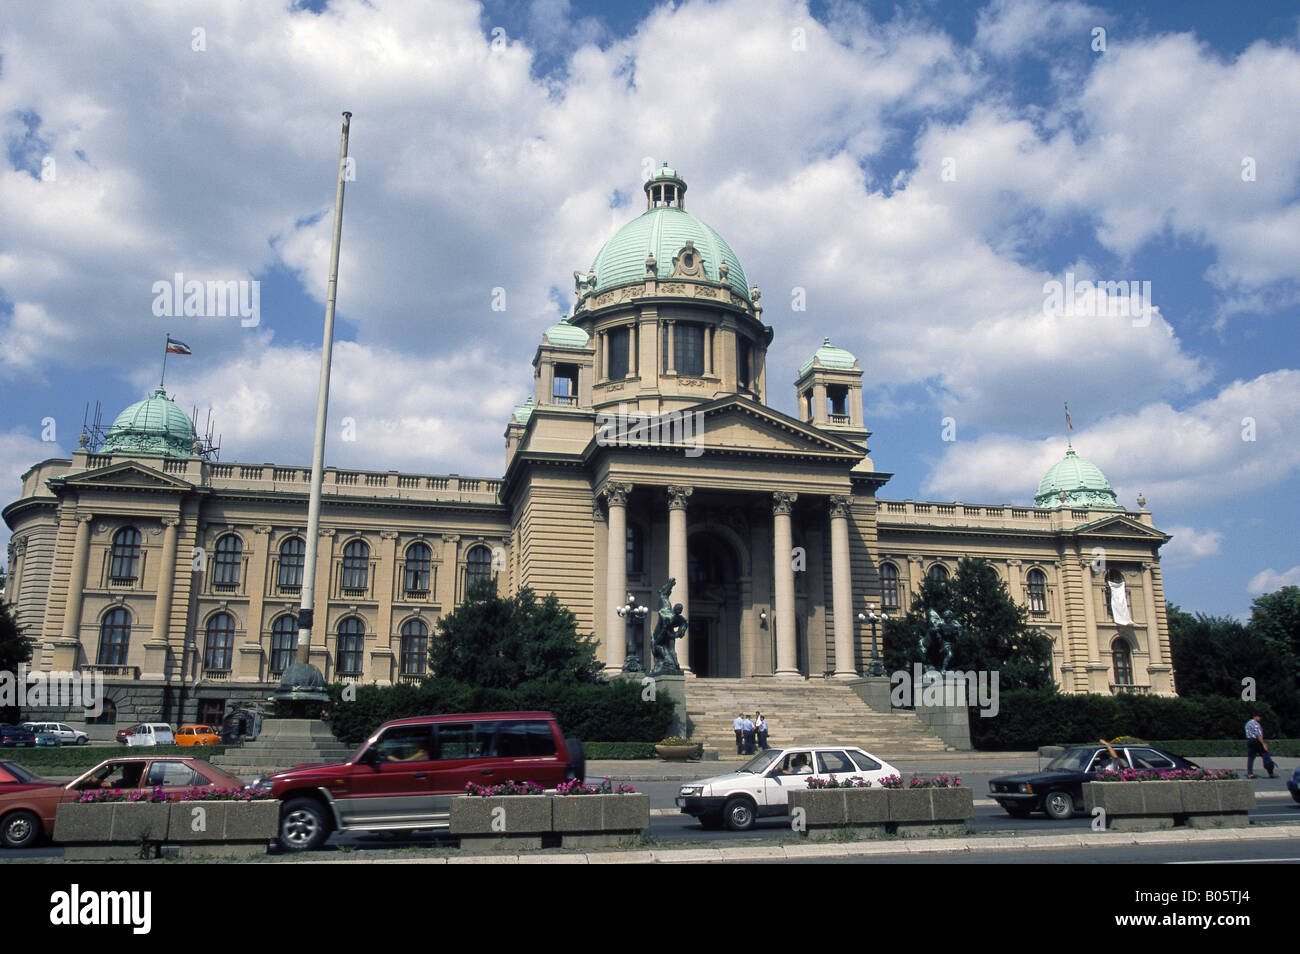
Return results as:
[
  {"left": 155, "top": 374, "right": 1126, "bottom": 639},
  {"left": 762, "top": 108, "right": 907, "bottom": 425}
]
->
[
  {"left": 125, "top": 723, "right": 175, "bottom": 747},
  {"left": 21, "top": 722, "right": 89, "bottom": 745}
]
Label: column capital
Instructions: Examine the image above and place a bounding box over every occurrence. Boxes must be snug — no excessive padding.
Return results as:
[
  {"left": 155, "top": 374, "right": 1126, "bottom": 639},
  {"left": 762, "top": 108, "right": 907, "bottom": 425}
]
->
[
  {"left": 666, "top": 485, "right": 693, "bottom": 510},
  {"left": 11, "top": 536, "right": 26, "bottom": 556},
  {"left": 772, "top": 491, "right": 797, "bottom": 515},
  {"left": 380, "top": 529, "right": 399, "bottom": 540},
  {"left": 441, "top": 534, "right": 460, "bottom": 544},
  {"left": 78, "top": 513, "right": 96, "bottom": 525},
  {"left": 252, "top": 523, "right": 272, "bottom": 535},
  {"left": 161, "top": 517, "right": 182, "bottom": 529},
  {"left": 319, "top": 528, "right": 336, "bottom": 538},
  {"left": 1006, "top": 558, "right": 1022, "bottom": 567},
  {"left": 827, "top": 494, "right": 851, "bottom": 518},
  {"left": 603, "top": 481, "right": 633, "bottom": 507}
]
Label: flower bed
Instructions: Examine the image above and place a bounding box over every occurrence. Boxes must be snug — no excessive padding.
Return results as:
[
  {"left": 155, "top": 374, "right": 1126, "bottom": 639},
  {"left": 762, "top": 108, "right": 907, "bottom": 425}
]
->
[
  {"left": 1083, "top": 772, "right": 1255, "bottom": 831},
  {"left": 789, "top": 776, "right": 973, "bottom": 837}
]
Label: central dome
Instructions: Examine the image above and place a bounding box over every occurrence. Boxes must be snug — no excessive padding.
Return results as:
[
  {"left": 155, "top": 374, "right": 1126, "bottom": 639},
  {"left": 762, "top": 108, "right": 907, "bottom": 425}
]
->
[
  {"left": 590, "top": 165, "right": 750, "bottom": 301},
  {"left": 1035, "top": 447, "right": 1120, "bottom": 510},
  {"left": 101, "top": 387, "right": 198, "bottom": 459}
]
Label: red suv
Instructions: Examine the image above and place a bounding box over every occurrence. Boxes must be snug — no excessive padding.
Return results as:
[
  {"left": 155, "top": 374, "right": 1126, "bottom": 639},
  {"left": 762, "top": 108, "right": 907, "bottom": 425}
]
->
[{"left": 251, "top": 712, "right": 584, "bottom": 851}]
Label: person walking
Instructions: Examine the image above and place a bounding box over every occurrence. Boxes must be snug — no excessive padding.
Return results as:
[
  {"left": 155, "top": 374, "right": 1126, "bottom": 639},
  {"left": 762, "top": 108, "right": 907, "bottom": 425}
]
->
[
  {"left": 1245, "top": 714, "right": 1274, "bottom": 779},
  {"left": 733, "top": 713, "right": 744, "bottom": 756}
]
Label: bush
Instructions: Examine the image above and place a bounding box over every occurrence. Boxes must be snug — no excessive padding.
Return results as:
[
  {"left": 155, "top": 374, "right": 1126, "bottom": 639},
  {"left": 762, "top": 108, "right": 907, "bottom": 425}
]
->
[
  {"left": 970, "top": 689, "right": 1280, "bottom": 750},
  {"left": 582, "top": 742, "right": 660, "bottom": 759},
  {"left": 325, "top": 676, "right": 675, "bottom": 747}
]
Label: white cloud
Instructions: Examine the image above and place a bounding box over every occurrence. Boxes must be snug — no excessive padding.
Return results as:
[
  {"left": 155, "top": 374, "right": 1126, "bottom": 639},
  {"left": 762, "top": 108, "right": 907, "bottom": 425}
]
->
[
  {"left": 974, "top": 0, "right": 1103, "bottom": 59},
  {"left": 1247, "top": 566, "right": 1300, "bottom": 595},
  {"left": 1161, "top": 525, "right": 1225, "bottom": 564},
  {"left": 0, "top": 427, "right": 63, "bottom": 563}
]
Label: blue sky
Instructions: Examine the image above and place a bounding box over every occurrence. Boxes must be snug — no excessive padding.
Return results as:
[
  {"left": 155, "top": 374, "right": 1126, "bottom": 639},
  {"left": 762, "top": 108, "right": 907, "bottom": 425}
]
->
[{"left": 1, "top": 0, "right": 1298, "bottom": 619}]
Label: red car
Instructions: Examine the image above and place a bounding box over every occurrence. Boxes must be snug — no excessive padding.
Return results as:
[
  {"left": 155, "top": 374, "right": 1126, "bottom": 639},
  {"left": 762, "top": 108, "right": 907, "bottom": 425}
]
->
[
  {"left": 250, "top": 711, "right": 584, "bottom": 851},
  {"left": 0, "top": 755, "right": 246, "bottom": 849}
]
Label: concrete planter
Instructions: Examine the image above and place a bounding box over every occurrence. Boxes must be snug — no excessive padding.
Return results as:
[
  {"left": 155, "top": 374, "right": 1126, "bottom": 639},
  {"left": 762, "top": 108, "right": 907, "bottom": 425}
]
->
[
  {"left": 54, "top": 801, "right": 277, "bottom": 859},
  {"left": 1083, "top": 780, "right": 1255, "bottom": 831},
  {"left": 449, "top": 795, "right": 552, "bottom": 849},
  {"left": 165, "top": 801, "right": 280, "bottom": 842},
  {"left": 790, "top": 787, "right": 973, "bottom": 838},
  {"left": 552, "top": 794, "right": 650, "bottom": 847},
  {"left": 55, "top": 802, "right": 169, "bottom": 845}
]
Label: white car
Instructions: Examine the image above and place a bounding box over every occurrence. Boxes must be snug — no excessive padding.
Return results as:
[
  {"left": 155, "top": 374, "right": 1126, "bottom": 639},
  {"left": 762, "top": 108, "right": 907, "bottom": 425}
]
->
[
  {"left": 21, "top": 722, "right": 89, "bottom": 745},
  {"left": 125, "top": 723, "right": 175, "bottom": 747},
  {"left": 677, "top": 745, "right": 900, "bottom": 831}
]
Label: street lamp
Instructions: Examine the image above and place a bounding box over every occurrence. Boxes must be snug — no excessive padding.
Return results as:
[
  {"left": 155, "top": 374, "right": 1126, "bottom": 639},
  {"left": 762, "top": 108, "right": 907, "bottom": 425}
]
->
[
  {"left": 617, "top": 593, "right": 649, "bottom": 672},
  {"left": 856, "top": 603, "right": 888, "bottom": 677}
]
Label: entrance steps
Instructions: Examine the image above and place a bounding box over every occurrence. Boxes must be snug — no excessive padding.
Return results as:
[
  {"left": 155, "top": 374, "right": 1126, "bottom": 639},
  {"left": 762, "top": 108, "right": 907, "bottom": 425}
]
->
[
  {"left": 685, "top": 678, "right": 954, "bottom": 756},
  {"left": 212, "top": 718, "right": 353, "bottom": 776}
]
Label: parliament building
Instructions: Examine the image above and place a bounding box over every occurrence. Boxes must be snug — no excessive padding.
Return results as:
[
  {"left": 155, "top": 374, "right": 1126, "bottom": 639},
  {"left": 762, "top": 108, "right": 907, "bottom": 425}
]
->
[{"left": 3, "top": 166, "right": 1176, "bottom": 730}]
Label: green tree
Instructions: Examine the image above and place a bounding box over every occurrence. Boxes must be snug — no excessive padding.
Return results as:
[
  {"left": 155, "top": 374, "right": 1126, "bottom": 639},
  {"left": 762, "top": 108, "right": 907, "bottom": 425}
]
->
[
  {"left": 0, "top": 598, "right": 32, "bottom": 723},
  {"left": 1249, "top": 586, "right": 1300, "bottom": 672},
  {"left": 882, "top": 557, "right": 1055, "bottom": 691},
  {"left": 427, "top": 580, "right": 601, "bottom": 689}
]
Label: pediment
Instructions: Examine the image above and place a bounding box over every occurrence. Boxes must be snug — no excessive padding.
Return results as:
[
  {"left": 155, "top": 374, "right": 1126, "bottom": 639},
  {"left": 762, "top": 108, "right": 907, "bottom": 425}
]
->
[
  {"left": 1074, "top": 514, "right": 1168, "bottom": 540},
  {"left": 54, "top": 460, "right": 194, "bottom": 492}
]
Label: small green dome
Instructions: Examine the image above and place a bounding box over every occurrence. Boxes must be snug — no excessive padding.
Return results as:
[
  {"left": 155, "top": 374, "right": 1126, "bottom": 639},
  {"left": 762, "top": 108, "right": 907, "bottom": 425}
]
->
[
  {"left": 511, "top": 397, "right": 535, "bottom": 425},
  {"left": 1034, "top": 447, "right": 1120, "bottom": 509},
  {"left": 543, "top": 320, "right": 589, "bottom": 348},
  {"left": 101, "top": 387, "right": 198, "bottom": 458},
  {"left": 798, "top": 337, "right": 858, "bottom": 377},
  {"left": 590, "top": 169, "right": 750, "bottom": 301}
]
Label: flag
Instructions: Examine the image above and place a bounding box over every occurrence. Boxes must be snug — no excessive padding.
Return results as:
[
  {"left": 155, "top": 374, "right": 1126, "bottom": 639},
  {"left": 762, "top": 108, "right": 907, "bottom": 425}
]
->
[
  {"left": 1064, "top": 402, "right": 1073, "bottom": 431},
  {"left": 166, "top": 337, "right": 192, "bottom": 355}
]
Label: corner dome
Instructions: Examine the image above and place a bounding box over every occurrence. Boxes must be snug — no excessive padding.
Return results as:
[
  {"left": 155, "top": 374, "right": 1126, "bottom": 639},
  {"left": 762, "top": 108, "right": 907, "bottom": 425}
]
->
[
  {"left": 542, "top": 320, "right": 589, "bottom": 348},
  {"left": 1034, "top": 447, "right": 1120, "bottom": 510},
  {"left": 511, "top": 397, "right": 535, "bottom": 425},
  {"left": 589, "top": 166, "right": 750, "bottom": 301},
  {"left": 799, "top": 337, "right": 858, "bottom": 377},
  {"left": 101, "top": 387, "right": 198, "bottom": 459}
]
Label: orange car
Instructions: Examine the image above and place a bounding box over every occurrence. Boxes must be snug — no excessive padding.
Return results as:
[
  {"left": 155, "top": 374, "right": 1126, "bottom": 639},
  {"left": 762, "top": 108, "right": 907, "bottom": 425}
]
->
[{"left": 175, "top": 725, "right": 221, "bottom": 746}]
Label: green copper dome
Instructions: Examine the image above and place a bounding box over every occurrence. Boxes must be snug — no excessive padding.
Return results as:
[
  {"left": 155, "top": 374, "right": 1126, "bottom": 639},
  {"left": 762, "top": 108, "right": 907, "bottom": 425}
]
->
[
  {"left": 798, "top": 337, "right": 858, "bottom": 377},
  {"left": 511, "top": 397, "right": 535, "bottom": 425},
  {"left": 543, "top": 320, "right": 590, "bottom": 348},
  {"left": 590, "top": 168, "right": 750, "bottom": 302},
  {"left": 1034, "top": 447, "right": 1120, "bottom": 509},
  {"left": 100, "top": 387, "right": 198, "bottom": 459}
]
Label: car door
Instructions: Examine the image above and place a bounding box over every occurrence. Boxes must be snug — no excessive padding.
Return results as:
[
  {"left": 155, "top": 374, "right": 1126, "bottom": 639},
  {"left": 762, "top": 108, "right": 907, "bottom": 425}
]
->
[
  {"left": 336, "top": 724, "right": 437, "bottom": 828},
  {"left": 762, "top": 749, "right": 816, "bottom": 809},
  {"left": 1127, "top": 747, "right": 1177, "bottom": 771},
  {"left": 816, "top": 749, "right": 868, "bottom": 784},
  {"left": 427, "top": 722, "right": 499, "bottom": 816}
]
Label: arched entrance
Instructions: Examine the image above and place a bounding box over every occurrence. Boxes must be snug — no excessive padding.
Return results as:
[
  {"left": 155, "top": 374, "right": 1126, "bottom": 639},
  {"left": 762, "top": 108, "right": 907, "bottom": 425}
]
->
[{"left": 687, "top": 532, "right": 743, "bottom": 677}]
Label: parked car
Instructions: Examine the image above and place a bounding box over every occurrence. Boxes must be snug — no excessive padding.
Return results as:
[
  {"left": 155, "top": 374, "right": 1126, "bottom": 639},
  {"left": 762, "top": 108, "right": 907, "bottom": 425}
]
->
[
  {"left": 33, "top": 732, "right": 60, "bottom": 748},
  {"left": 116, "top": 724, "right": 143, "bottom": 744},
  {"left": 175, "top": 725, "right": 221, "bottom": 746},
  {"left": 124, "top": 723, "right": 175, "bottom": 747},
  {"left": 676, "top": 745, "right": 901, "bottom": 831},
  {"left": 989, "top": 743, "right": 1201, "bottom": 820},
  {"left": 21, "top": 722, "right": 89, "bottom": 746},
  {"left": 0, "top": 755, "right": 247, "bottom": 849},
  {"left": 0, "top": 725, "right": 36, "bottom": 748},
  {"left": 250, "top": 711, "right": 584, "bottom": 852}
]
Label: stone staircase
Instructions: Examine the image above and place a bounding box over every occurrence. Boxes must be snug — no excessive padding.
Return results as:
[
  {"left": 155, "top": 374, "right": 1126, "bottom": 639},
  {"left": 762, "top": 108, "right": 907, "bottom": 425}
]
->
[
  {"left": 212, "top": 719, "right": 354, "bottom": 776},
  {"left": 685, "top": 678, "right": 954, "bottom": 756}
]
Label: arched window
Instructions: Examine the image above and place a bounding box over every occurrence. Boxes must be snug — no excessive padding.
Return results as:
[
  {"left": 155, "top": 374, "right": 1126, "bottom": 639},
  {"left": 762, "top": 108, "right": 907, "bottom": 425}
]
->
[
  {"left": 466, "top": 544, "right": 494, "bottom": 590},
  {"left": 400, "top": 619, "right": 428, "bottom": 675},
  {"left": 337, "top": 617, "right": 365, "bottom": 675},
  {"left": 1112, "top": 637, "right": 1134, "bottom": 686},
  {"left": 271, "top": 615, "right": 297, "bottom": 673},
  {"left": 626, "top": 525, "right": 644, "bottom": 576},
  {"left": 404, "top": 542, "right": 432, "bottom": 594},
  {"left": 110, "top": 528, "right": 141, "bottom": 581},
  {"left": 1026, "top": 568, "right": 1048, "bottom": 614},
  {"left": 342, "top": 540, "right": 370, "bottom": 591},
  {"left": 879, "top": 562, "right": 900, "bottom": 610},
  {"left": 204, "top": 612, "right": 235, "bottom": 670},
  {"left": 97, "top": 608, "right": 131, "bottom": 665},
  {"left": 927, "top": 564, "right": 950, "bottom": 583},
  {"left": 278, "top": 537, "right": 305, "bottom": 589},
  {"left": 213, "top": 534, "right": 243, "bottom": 587}
]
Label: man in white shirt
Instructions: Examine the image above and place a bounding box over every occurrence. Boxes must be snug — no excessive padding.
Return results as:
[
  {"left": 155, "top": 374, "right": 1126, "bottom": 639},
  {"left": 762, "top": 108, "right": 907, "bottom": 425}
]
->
[{"left": 733, "top": 713, "right": 744, "bottom": 755}]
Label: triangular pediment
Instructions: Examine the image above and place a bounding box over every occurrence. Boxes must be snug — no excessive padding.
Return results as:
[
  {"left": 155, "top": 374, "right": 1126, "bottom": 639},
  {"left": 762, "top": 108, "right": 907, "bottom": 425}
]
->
[
  {"left": 1074, "top": 514, "right": 1168, "bottom": 540},
  {"left": 53, "top": 460, "right": 195, "bottom": 492},
  {"left": 586, "top": 396, "right": 864, "bottom": 461}
]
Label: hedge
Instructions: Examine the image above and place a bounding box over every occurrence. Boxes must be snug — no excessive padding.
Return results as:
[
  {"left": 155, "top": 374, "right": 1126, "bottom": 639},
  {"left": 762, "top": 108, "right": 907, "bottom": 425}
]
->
[
  {"left": 971, "top": 690, "right": 1280, "bottom": 751},
  {"left": 325, "top": 677, "right": 676, "bottom": 747},
  {"left": 583, "top": 742, "right": 661, "bottom": 759},
  {"left": 3, "top": 744, "right": 230, "bottom": 773}
]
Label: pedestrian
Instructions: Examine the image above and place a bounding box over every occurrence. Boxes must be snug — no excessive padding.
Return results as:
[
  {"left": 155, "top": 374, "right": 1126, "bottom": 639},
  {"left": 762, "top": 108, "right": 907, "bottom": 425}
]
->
[
  {"left": 1245, "top": 714, "right": 1274, "bottom": 779},
  {"left": 733, "top": 712, "right": 744, "bottom": 756},
  {"left": 755, "top": 711, "right": 768, "bottom": 749},
  {"left": 742, "top": 713, "right": 755, "bottom": 755}
]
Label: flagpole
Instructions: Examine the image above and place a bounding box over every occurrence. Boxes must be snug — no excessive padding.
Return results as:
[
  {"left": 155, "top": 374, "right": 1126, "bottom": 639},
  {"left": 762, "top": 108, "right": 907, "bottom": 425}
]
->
[{"left": 161, "top": 332, "right": 169, "bottom": 388}]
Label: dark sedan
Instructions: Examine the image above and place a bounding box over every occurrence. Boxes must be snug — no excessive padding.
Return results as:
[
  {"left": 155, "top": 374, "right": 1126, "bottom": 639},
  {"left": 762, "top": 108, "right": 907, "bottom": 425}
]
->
[
  {"left": 989, "top": 744, "right": 1200, "bottom": 820},
  {"left": 0, "top": 726, "right": 36, "bottom": 748}
]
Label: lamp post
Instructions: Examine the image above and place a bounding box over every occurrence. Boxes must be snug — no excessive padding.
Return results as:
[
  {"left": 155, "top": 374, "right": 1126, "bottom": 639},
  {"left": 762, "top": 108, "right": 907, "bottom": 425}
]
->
[
  {"left": 856, "top": 603, "right": 888, "bottom": 677},
  {"left": 617, "top": 593, "right": 649, "bottom": 672}
]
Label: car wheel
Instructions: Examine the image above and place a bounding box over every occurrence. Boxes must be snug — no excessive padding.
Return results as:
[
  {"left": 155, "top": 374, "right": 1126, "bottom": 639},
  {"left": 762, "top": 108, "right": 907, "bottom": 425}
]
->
[
  {"left": 723, "top": 797, "right": 756, "bottom": 831},
  {"left": 1, "top": 810, "right": 42, "bottom": 849},
  {"left": 1043, "top": 791, "right": 1074, "bottom": 820},
  {"left": 1003, "top": 804, "right": 1032, "bottom": 819},
  {"left": 77, "top": 736, "right": 88, "bottom": 745},
  {"left": 1290, "top": 790, "right": 1300, "bottom": 805},
  {"left": 279, "top": 798, "right": 329, "bottom": 852}
]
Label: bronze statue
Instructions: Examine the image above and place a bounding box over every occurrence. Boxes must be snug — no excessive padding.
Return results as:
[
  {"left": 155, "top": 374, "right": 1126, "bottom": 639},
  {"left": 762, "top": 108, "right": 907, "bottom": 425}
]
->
[
  {"left": 920, "top": 609, "right": 960, "bottom": 673},
  {"left": 648, "top": 577, "right": 689, "bottom": 676}
]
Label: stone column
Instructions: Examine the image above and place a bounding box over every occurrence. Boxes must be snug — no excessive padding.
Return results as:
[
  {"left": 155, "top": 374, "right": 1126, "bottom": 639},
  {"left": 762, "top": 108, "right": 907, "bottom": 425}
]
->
[
  {"left": 665, "top": 320, "right": 676, "bottom": 373},
  {"left": 150, "top": 518, "right": 181, "bottom": 643},
  {"left": 598, "top": 330, "right": 608, "bottom": 380},
  {"left": 1079, "top": 557, "right": 1100, "bottom": 666},
  {"left": 1141, "top": 562, "right": 1164, "bottom": 667},
  {"left": 667, "top": 485, "right": 692, "bottom": 674},
  {"left": 772, "top": 492, "right": 800, "bottom": 679},
  {"left": 1006, "top": 559, "right": 1023, "bottom": 606},
  {"left": 828, "top": 495, "right": 856, "bottom": 678},
  {"left": 604, "top": 482, "right": 632, "bottom": 671},
  {"left": 61, "top": 514, "right": 95, "bottom": 640}
]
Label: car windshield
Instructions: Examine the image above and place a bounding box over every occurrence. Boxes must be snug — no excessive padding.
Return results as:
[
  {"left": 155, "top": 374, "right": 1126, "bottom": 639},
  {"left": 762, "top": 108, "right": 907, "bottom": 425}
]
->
[
  {"left": 2, "top": 762, "right": 37, "bottom": 782},
  {"left": 738, "top": 750, "right": 784, "bottom": 774},
  {"left": 1045, "top": 748, "right": 1097, "bottom": 772}
]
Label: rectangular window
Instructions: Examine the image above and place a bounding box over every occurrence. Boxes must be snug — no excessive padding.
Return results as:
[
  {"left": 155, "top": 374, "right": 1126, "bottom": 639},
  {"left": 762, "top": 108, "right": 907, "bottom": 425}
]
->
[
  {"left": 436, "top": 723, "right": 495, "bottom": 759},
  {"left": 738, "top": 338, "right": 752, "bottom": 389},
  {"left": 664, "top": 323, "right": 704, "bottom": 376},
  {"left": 608, "top": 327, "right": 629, "bottom": 380},
  {"left": 553, "top": 363, "right": 579, "bottom": 405}
]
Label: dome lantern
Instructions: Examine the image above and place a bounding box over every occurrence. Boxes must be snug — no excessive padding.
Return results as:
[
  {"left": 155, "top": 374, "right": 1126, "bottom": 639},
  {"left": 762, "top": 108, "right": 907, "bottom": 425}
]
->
[{"left": 645, "top": 163, "right": 687, "bottom": 210}]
